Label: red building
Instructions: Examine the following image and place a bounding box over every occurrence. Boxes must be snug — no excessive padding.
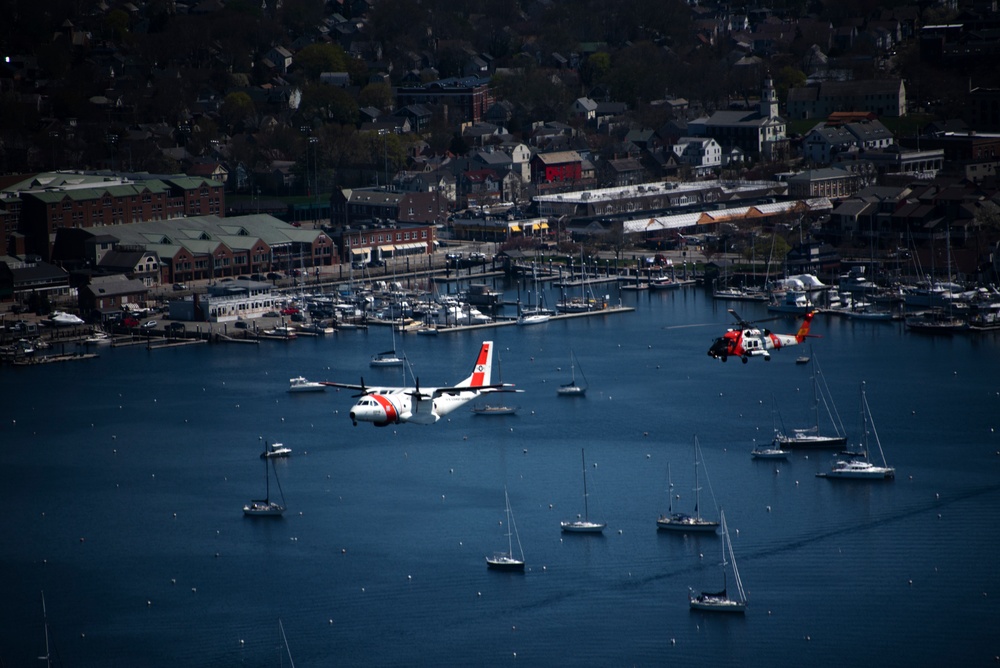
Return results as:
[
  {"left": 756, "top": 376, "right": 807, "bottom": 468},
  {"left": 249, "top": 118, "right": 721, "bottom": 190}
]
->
[
  {"left": 18, "top": 176, "right": 224, "bottom": 260},
  {"left": 530, "top": 151, "right": 584, "bottom": 185}
]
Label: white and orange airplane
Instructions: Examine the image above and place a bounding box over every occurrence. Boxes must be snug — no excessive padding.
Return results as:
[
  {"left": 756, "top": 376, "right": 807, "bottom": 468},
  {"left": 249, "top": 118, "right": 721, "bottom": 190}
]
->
[{"left": 325, "top": 340, "right": 519, "bottom": 426}]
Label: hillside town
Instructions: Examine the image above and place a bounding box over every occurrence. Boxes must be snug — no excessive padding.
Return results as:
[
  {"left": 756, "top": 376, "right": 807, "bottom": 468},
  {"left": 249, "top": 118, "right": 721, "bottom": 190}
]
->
[{"left": 2, "top": 0, "right": 1000, "bottom": 340}]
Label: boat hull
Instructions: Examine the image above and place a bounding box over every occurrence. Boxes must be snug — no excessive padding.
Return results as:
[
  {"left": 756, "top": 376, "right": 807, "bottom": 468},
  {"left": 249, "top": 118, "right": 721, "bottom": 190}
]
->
[
  {"left": 776, "top": 435, "right": 847, "bottom": 449},
  {"left": 560, "top": 521, "right": 605, "bottom": 533},
  {"left": 689, "top": 596, "right": 747, "bottom": 613},
  {"left": 750, "top": 448, "right": 789, "bottom": 460},
  {"left": 486, "top": 556, "right": 525, "bottom": 572},
  {"left": 656, "top": 515, "right": 719, "bottom": 532},
  {"left": 243, "top": 502, "right": 285, "bottom": 516}
]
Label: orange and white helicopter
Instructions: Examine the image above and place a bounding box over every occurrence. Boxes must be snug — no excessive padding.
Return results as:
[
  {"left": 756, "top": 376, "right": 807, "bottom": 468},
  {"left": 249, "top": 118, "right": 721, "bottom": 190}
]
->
[
  {"left": 707, "top": 309, "right": 817, "bottom": 363},
  {"left": 324, "top": 340, "right": 520, "bottom": 426}
]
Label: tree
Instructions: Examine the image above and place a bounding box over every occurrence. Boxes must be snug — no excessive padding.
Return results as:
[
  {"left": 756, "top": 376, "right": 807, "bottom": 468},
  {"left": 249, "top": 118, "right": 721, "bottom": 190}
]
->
[
  {"left": 359, "top": 83, "right": 394, "bottom": 112},
  {"left": 220, "top": 92, "right": 256, "bottom": 133},
  {"left": 294, "top": 43, "right": 349, "bottom": 80}
]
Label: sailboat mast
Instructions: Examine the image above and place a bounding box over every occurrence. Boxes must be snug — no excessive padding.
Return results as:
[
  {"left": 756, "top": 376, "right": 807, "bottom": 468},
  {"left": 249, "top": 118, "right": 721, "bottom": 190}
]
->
[
  {"left": 581, "top": 449, "right": 589, "bottom": 521},
  {"left": 693, "top": 438, "right": 701, "bottom": 520},
  {"left": 39, "top": 591, "right": 50, "bottom": 668}
]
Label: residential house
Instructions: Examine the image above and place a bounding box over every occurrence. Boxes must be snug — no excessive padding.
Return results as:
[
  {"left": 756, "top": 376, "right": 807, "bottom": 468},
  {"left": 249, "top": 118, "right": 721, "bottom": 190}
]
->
[
  {"left": 802, "top": 119, "right": 895, "bottom": 164},
  {"left": 672, "top": 137, "right": 722, "bottom": 176},
  {"left": 79, "top": 273, "right": 149, "bottom": 320}
]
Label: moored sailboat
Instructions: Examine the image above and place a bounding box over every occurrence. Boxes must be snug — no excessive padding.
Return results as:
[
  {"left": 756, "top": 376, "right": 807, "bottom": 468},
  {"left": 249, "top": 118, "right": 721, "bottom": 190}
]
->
[
  {"left": 775, "top": 353, "right": 847, "bottom": 449},
  {"left": 561, "top": 449, "right": 605, "bottom": 533},
  {"left": 486, "top": 487, "right": 526, "bottom": 571},
  {"left": 658, "top": 436, "right": 719, "bottom": 532},
  {"left": 689, "top": 509, "right": 747, "bottom": 613},
  {"left": 244, "top": 439, "right": 286, "bottom": 516},
  {"left": 817, "top": 382, "right": 895, "bottom": 480},
  {"left": 556, "top": 351, "right": 588, "bottom": 397}
]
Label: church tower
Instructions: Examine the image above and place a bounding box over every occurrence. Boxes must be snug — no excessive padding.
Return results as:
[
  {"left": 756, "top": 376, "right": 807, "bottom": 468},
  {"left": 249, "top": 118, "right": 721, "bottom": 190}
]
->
[{"left": 760, "top": 77, "right": 779, "bottom": 120}]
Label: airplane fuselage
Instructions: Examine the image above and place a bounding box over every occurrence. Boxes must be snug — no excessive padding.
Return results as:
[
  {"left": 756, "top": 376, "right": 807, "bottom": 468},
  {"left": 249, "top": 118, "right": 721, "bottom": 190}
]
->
[{"left": 349, "top": 388, "right": 486, "bottom": 426}]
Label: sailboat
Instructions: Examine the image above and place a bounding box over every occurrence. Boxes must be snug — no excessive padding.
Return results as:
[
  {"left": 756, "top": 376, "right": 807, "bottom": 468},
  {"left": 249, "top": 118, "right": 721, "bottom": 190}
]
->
[
  {"left": 689, "top": 509, "right": 747, "bottom": 613},
  {"left": 561, "top": 448, "right": 605, "bottom": 533},
  {"left": 370, "top": 319, "right": 404, "bottom": 367},
  {"left": 244, "top": 440, "right": 286, "bottom": 516},
  {"left": 486, "top": 487, "right": 526, "bottom": 571},
  {"left": 657, "top": 436, "right": 719, "bottom": 532},
  {"left": 556, "top": 351, "right": 588, "bottom": 397},
  {"left": 817, "top": 382, "right": 895, "bottom": 480},
  {"left": 517, "top": 263, "right": 553, "bottom": 325},
  {"left": 751, "top": 396, "right": 789, "bottom": 459},
  {"left": 775, "top": 353, "right": 848, "bottom": 449}
]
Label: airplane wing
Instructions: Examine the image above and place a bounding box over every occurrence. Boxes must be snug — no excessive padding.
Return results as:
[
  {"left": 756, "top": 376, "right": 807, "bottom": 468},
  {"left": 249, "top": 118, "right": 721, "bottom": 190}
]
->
[{"left": 430, "top": 383, "right": 520, "bottom": 397}]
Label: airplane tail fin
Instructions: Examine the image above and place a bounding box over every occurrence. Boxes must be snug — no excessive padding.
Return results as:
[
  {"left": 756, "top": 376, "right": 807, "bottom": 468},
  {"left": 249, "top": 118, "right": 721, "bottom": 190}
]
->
[
  {"left": 795, "top": 311, "right": 816, "bottom": 342},
  {"left": 457, "top": 341, "right": 493, "bottom": 388}
]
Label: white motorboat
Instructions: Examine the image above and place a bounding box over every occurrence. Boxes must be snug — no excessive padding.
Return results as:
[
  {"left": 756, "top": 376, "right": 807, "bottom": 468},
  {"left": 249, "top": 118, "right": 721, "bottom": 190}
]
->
[
  {"left": 288, "top": 376, "right": 326, "bottom": 393},
  {"left": 517, "top": 312, "right": 551, "bottom": 326},
  {"left": 49, "top": 311, "right": 85, "bottom": 326},
  {"left": 260, "top": 441, "right": 292, "bottom": 458}
]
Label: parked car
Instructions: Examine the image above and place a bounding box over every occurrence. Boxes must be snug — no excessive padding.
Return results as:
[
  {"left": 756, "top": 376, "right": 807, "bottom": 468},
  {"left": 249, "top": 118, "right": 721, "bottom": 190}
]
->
[
  {"left": 141, "top": 320, "right": 157, "bottom": 329},
  {"left": 266, "top": 272, "right": 282, "bottom": 280},
  {"left": 368, "top": 259, "right": 385, "bottom": 268},
  {"left": 172, "top": 283, "right": 187, "bottom": 291}
]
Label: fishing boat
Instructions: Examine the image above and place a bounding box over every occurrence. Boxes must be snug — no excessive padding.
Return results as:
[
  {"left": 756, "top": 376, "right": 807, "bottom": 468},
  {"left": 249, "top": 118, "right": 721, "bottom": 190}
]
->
[
  {"left": 775, "top": 354, "right": 848, "bottom": 449},
  {"left": 486, "top": 487, "right": 526, "bottom": 571},
  {"left": 556, "top": 351, "right": 588, "bottom": 397},
  {"left": 657, "top": 436, "right": 719, "bottom": 532},
  {"left": 561, "top": 449, "right": 605, "bottom": 533},
  {"left": 288, "top": 376, "right": 326, "bottom": 393},
  {"left": 817, "top": 382, "right": 895, "bottom": 480},
  {"left": 244, "top": 440, "right": 286, "bottom": 516},
  {"left": 689, "top": 509, "right": 747, "bottom": 613}
]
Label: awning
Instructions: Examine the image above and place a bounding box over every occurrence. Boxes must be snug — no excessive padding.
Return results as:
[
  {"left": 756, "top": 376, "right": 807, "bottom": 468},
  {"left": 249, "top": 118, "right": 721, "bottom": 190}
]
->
[
  {"left": 398, "top": 242, "right": 423, "bottom": 250},
  {"left": 379, "top": 245, "right": 396, "bottom": 252},
  {"left": 510, "top": 224, "right": 521, "bottom": 232},
  {"left": 539, "top": 222, "right": 549, "bottom": 229},
  {"left": 350, "top": 248, "right": 368, "bottom": 257}
]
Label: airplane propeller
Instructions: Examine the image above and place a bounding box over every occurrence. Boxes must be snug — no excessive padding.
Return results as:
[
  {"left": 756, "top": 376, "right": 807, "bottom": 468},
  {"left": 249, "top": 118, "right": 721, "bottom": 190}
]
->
[
  {"left": 408, "top": 377, "right": 429, "bottom": 400},
  {"left": 351, "top": 376, "right": 372, "bottom": 398}
]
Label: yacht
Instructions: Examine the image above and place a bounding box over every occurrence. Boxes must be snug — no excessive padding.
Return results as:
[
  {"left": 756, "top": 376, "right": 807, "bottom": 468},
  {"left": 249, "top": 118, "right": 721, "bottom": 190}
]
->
[{"left": 288, "top": 376, "right": 326, "bottom": 393}]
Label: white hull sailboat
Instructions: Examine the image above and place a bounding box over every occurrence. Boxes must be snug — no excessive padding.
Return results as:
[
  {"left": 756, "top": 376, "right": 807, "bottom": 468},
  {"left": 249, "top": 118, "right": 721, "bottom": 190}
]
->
[
  {"left": 486, "top": 487, "right": 526, "bottom": 572},
  {"left": 557, "top": 351, "right": 588, "bottom": 397},
  {"left": 658, "top": 436, "right": 719, "bottom": 532},
  {"left": 775, "top": 353, "right": 848, "bottom": 449},
  {"left": 370, "top": 319, "right": 404, "bottom": 367},
  {"left": 817, "top": 382, "right": 895, "bottom": 480},
  {"left": 561, "top": 448, "right": 605, "bottom": 533},
  {"left": 689, "top": 509, "right": 747, "bottom": 613},
  {"left": 244, "top": 439, "right": 287, "bottom": 516}
]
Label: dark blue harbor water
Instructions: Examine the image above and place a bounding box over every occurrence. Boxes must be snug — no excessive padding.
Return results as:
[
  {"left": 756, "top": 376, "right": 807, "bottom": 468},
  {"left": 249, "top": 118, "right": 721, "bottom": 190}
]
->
[{"left": 3, "top": 285, "right": 1000, "bottom": 666}]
